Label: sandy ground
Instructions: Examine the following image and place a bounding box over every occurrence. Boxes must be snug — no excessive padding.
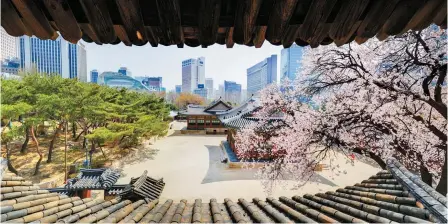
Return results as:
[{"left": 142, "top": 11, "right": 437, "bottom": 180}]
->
[{"left": 115, "top": 121, "right": 381, "bottom": 201}]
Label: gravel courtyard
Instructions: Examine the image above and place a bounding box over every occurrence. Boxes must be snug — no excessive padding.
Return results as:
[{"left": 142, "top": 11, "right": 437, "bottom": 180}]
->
[{"left": 115, "top": 122, "right": 381, "bottom": 201}]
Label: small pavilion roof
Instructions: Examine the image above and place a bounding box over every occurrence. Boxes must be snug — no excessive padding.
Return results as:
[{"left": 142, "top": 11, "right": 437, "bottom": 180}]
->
[
  {"left": 1, "top": 159, "right": 446, "bottom": 223},
  {"left": 2, "top": 0, "right": 445, "bottom": 48},
  {"left": 178, "top": 99, "right": 232, "bottom": 116},
  {"left": 65, "top": 168, "right": 120, "bottom": 190}
]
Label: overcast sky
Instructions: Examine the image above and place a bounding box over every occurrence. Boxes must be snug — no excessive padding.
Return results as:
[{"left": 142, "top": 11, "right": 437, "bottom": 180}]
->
[{"left": 83, "top": 41, "right": 283, "bottom": 91}]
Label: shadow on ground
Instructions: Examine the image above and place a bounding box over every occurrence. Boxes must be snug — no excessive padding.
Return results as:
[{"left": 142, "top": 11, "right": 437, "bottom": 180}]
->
[
  {"left": 111, "top": 143, "right": 159, "bottom": 179},
  {"left": 201, "top": 145, "right": 338, "bottom": 188}
]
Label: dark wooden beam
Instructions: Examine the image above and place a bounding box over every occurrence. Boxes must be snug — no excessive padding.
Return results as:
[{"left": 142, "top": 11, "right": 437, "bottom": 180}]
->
[
  {"left": 79, "top": 23, "right": 102, "bottom": 44},
  {"left": 113, "top": 25, "right": 132, "bottom": 46},
  {"left": 379, "top": 0, "right": 423, "bottom": 36},
  {"left": 198, "top": 0, "right": 221, "bottom": 47},
  {"left": 115, "top": 0, "right": 147, "bottom": 46},
  {"left": 185, "top": 39, "right": 200, "bottom": 47},
  {"left": 282, "top": 25, "right": 300, "bottom": 48},
  {"left": 265, "top": 0, "right": 299, "bottom": 44},
  {"left": 144, "top": 26, "right": 159, "bottom": 47},
  {"left": 402, "top": 0, "right": 444, "bottom": 32},
  {"left": 309, "top": 23, "right": 331, "bottom": 48},
  {"left": 253, "top": 26, "right": 267, "bottom": 48},
  {"left": 294, "top": 38, "right": 308, "bottom": 47},
  {"left": 1, "top": 0, "right": 29, "bottom": 36},
  {"left": 226, "top": 27, "right": 235, "bottom": 48},
  {"left": 233, "top": 0, "right": 263, "bottom": 45},
  {"left": 216, "top": 27, "right": 227, "bottom": 45},
  {"left": 42, "top": 0, "right": 82, "bottom": 43},
  {"left": 329, "top": 0, "right": 369, "bottom": 43},
  {"left": 433, "top": 0, "right": 447, "bottom": 27},
  {"left": 356, "top": 0, "right": 399, "bottom": 38},
  {"left": 79, "top": 0, "right": 116, "bottom": 43},
  {"left": 334, "top": 21, "right": 361, "bottom": 46},
  {"left": 155, "top": 0, "right": 184, "bottom": 45},
  {"left": 298, "top": 0, "right": 337, "bottom": 42},
  {"left": 354, "top": 36, "right": 369, "bottom": 45},
  {"left": 11, "top": 0, "right": 56, "bottom": 39}
]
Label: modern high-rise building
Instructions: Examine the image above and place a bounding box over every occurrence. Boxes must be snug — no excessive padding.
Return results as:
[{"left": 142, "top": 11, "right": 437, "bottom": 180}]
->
[
  {"left": 19, "top": 36, "right": 87, "bottom": 81},
  {"left": 205, "top": 78, "right": 214, "bottom": 99},
  {"left": 1, "top": 58, "right": 20, "bottom": 75},
  {"left": 241, "top": 89, "right": 248, "bottom": 102},
  {"left": 247, "top": 55, "right": 277, "bottom": 96},
  {"left": 224, "top": 81, "right": 242, "bottom": 104},
  {"left": 142, "top": 77, "right": 163, "bottom": 92},
  {"left": 175, "top": 85, "right": 182, "bottom": 94},
  {"left": 182, "top": 57, "right": 205, "bottom": 93},
  {"left": 218, "top": 84, "right": 224, "bottom": 98},
  {"left": 193, "top": 88, "right": 208, "bottom": 100},
  {"left": 90, "top": 70, "right": 99, "bottom": 83},
  {"left": 1, "top": 27, "right": 18, "bottom": 61},
  {"left": 281, "top": 43, "right": 303, "bottom": 81},
  {"left": 118, "top": 67, "right": 132, "bottom": 76}
]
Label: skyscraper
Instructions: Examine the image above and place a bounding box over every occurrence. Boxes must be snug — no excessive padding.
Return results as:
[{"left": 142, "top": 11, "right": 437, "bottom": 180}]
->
[
  {"left": 175, "top": 85, "right": 182, "bottom": 94},
  {"left": 218, "top": 84, "right": 224, "bottom": 98},
  {"left": 69, "top": 42, "right": 87, "bottom": 81},
  {"left": 90, "top": 70, "right": 99, "bottom": 83},
  {"left": 182, "top": 57, "right": 205, "bottom": 93},
  {"left": 193, "top": 88, "right": 208, "bottom": 100},
  {"left": 247, "top": 54, "right": 277, "bottom": 96},
  {"left": 205, "top": 78, "right": 214, "bottom": 99},
  {"left": 1, "top": 27, "right": 18, "bottom": 61},
  {"left": 19, "top": 36, "right": 86, "bottom": 80},
  {"left": 281, "top": 43, "right": 303, "bottom": 81},
  {"left": 224, "top": 81, "right": 242, "bottom": 104}
]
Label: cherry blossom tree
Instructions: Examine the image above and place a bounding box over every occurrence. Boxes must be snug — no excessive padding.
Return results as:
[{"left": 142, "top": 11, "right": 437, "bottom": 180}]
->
[{"left": 235, "top": 26, "right": 447, "bottom": 195}]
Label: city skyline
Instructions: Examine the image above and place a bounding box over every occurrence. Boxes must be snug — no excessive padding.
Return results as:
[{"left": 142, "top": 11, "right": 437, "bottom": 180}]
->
[
  {"left": 83, "top": 40, "right": 289, "bottom": 91},
  {"left": 3, "top": 32, "right": 301, "bottom": 94}
]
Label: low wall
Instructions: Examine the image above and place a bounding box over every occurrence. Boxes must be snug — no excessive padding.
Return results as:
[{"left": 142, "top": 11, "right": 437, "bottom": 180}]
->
[
  {"left": 180, "top": 129, "right": 206, "bottom": 135},
  {"left": 205, "top": 128, "right": 227, "bottom": 134},
  {"left": 220, "top": 141, "right": 267, "bottom": 169},
  {"left": 180, "top": 128, "right": 227, "bottom": 135},
  {"left": 37, "top": 174, "right": 66, "bottom": 188}
]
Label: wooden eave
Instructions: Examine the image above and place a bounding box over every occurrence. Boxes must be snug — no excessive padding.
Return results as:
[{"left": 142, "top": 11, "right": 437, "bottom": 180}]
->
[{"left": 1, "top": 0, "right": 446, "bottom": 48}]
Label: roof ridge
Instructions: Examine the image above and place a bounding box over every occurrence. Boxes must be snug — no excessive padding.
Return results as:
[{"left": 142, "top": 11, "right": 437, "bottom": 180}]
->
[{"left": 387, "top": 158, "right": 447, "bottom": 223}]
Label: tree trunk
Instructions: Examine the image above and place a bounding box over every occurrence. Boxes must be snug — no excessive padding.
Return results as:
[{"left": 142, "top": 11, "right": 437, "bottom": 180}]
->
[
  {"left": 64, "top": 122, "right": 68, "bottom": 182},
  {"left": 74, "top": 129, "right": 85, "bottom": 142},
  {"left": 89, "top": 140, "right": 95, "bottom": 168},
  {"left": 420, "top": 163, "right": 433, "bottom": 186},
  {"left": 99, "top": 145, "right": 107, "bottom": 159},
  {"left": 436, "top": 158, "right": 447, "bottom": 195},
  {"left": 72, "top": 122, "right": 76, "bottom": 138},
  {"left": 47, "top": 123, "right": 62, "bottom": 163},
  {"left": 6, "top": 142, "right": 18, "bottom": 175},
  {"left": 82, "top": 137, "right": 87, "bottom": 150},
  {"left": 30, "top": 126, "right": 43, "bottom": 176},
  {"left": 20, "top": 127, "right": 30, "bottom": 154}
]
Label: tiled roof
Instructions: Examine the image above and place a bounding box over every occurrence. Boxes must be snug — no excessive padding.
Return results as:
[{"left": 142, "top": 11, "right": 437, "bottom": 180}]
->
[
  {"left": 217, "top": 97, "right": 283, "bottom": 129},
  {"left": 119, "top": 170, "right": 165, "bottom": 201},
  {"left": 65, "top": 168, "right": 120, "bottom": 190},
  {"left": 2, "top": 160, "right": 446, "bottom": 223},
  {"left": 203, "top": 99, "right": 232, "bottom": 113},
  {"left": 387, "top": 159, "right": 447, "bottom": 223}
]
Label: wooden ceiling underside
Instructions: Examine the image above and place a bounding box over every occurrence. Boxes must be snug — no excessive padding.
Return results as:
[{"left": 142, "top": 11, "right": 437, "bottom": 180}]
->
[{"left": 1, "top": 0, "right": 446, "bottom": 48}]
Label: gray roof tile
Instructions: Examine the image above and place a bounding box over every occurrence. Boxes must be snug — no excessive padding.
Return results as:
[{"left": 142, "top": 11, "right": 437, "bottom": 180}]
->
[{"left": 1, "top": 159, "right": 445, "bottom": 223}]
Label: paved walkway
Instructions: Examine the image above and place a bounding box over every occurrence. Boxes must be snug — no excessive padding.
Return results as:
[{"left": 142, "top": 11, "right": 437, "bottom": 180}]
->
[{"left": 115, "top": 122, "right": 381, "bottom": 201}]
